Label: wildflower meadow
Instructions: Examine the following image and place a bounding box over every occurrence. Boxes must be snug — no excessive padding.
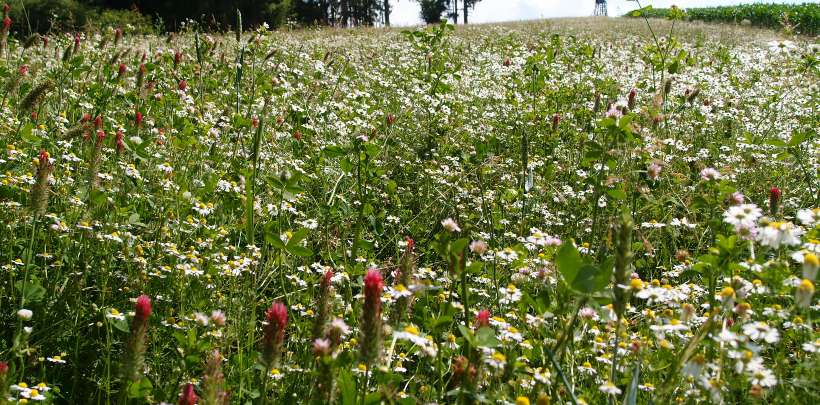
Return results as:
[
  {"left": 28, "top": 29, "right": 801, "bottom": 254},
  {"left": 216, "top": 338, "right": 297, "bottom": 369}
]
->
[{"left": 0, "top": 5, "right": 818, "bottom": 405}]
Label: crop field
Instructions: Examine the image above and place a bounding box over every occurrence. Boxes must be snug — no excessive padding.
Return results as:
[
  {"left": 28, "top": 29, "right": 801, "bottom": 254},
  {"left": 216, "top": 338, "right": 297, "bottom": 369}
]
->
[
  {"left": 0, "top": 11, "right": 818, "bottom": 405},
  {"left": 626, "top": 3, "right": 819, "bottom": 35}
]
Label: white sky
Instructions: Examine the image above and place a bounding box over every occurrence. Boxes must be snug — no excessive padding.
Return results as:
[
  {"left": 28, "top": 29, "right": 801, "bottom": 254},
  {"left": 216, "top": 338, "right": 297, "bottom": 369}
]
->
[{"left": 389, "top": 0, "right": 816, "bottom": 26}]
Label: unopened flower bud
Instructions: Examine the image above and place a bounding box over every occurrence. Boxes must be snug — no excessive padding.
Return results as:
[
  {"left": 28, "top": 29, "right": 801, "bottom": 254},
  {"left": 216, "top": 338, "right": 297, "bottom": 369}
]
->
[
  {"left": 769, "top": 187, "right": 781, "bottom": 216},
  {"left": 803, "top": 253, "right": 819, "bottom": 280},
  {"left": 17, "top": 308, "right": 33, "bottom": 320},
  {"left": 313, "top": 338, "right": 331, "bottom": 356},
  {"left": 730, "top": 192, "right": 745, "bottom": 205},
  {"left": 647, "top": 162, "right": 661, "bottom": 181},
  {"left": 627, "top": 88, "right": 637, "bottom": 109},
  {"left": 796, "top": 279, "right": 815, "bottom": 308},
  {"left": 262, "top": 301, "right": 288, "bottom": 368},
  {"left": 178, "top": 383, "right": 197, "bottom": 405},
  {"left": 470, "top": 240, "right": 488, "bottom": 255},
  {"left": 441, "top": 218, "right": 460, "bottom": 233}
]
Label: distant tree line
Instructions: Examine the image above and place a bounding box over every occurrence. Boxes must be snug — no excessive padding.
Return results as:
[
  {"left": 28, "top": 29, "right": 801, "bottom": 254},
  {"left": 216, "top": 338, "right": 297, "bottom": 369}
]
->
[{"left": 6, "top": 0, "right": 485, "bottom": 34}]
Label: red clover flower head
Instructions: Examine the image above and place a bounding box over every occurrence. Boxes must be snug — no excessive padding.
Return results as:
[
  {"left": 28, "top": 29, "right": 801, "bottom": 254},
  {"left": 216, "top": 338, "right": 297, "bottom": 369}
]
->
[
  {"left": 178, "top": 383, "right": 197, "bottom": 405},
  {"left": 475, "top": 309, "right": 491, "bottom": 328},
  {"left": 135, "top": 294, "right": 152, "bottom": 324}
]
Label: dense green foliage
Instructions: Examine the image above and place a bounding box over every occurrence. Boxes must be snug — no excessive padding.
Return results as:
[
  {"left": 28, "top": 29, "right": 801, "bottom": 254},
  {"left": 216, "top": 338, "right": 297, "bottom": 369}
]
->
[{"left": 626, "top": 3, "right": 820, "bottom": 35}]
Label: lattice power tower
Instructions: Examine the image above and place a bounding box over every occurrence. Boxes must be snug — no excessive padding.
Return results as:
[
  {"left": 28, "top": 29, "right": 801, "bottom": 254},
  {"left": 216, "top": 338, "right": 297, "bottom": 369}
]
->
[{"left": 594, "top": 0, "right": 608, "bottom": 16}]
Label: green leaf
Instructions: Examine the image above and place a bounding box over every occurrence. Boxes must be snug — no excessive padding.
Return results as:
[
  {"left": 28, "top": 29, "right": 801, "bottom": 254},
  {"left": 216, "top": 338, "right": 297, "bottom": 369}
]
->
[
  {"left": 556, "top": 243, "right": 612, "bottom": 294},
  {"left": 430, "top": 315, "right": 453, "bottom": 330},
  {"left": 765, "top": 138, "right": 786, "bottom": 148},
  {"left": 286, "top": 245, "right": 313, "bottom": 257},
  {"left": 716, "top": 234, "right": 737, "bottom": 253},
  {"left": 287, "top": 228, "right": 310, "bottom": 246},
  {"left": 475, "top": 326, "right": 498, "bottom": 348},
  {"left": 466, "top": 261, "right": 484, "bottom": 274},
  {"left": 110, "top": 317, "right": 130, "bottom": 333},
  {"left": 450, "top": 238, "right": 470, "bottom": 254},
  {"left": 457, "top": 324, "right": 475, "bottom": 347},
  {"left": 89, "top": 189, "right": 107, "bottom": 207},
  {"left": 385, "top": 179, "right": 397, "bottom": 195},
  {"left": 570, "top": 263, "right": 612, "bottom": 294},
  {"left": 20, "top": 123, "right": 41, "bottom": 146},
  {"left": 618, "top": 114, "right": 634, "bottom": 130},
  {"left": 127, "top": 377, "right": 153, "bottom": 398},
  {"left": 607, "top": 188, "right": 627, "bottom": 201},
  {"left": 339, "top": 157, "right": 353, "bottom": 173},
  {"left": 556, "top": 242, "right": 583, "bottom": 285},
  {"left": 15, "top": 280, "right": 46, "bottom": 303},
  {"left": 338, "top": 370, "right": 356, "bottom": 405},
  {"left": 364, "top": 393, "right": 383, "bottom": 405},
  {"left": 266, "top": 233, "right": 285, "bottom": 249},
  {"left": 787, "top": 132, "right": 807, "bottom": 147},
  {"left": 629, "top": 5, "right": 653, "bottom": 17},
  {"left": 623, "top": 360, "right": 641, "bottom": 405}
]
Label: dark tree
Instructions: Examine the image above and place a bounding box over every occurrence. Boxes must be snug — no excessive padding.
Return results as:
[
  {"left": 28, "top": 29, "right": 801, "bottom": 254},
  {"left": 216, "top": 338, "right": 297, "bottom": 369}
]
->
[
  {"left": 462, "top": 0, "right": 480, "bottom": 24},
  {"left": 417, "top": 0, "right": 446, "bottom": 24},
  {"left": 383, "top": 0, "right": 390, "bottom": 26},
  {"left": 12, "top": 0, "right": 392, "bottom": 32}
]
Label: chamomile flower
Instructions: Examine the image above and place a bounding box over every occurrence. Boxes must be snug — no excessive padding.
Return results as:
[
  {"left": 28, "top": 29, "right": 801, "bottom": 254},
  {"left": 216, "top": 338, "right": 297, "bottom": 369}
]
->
[
  {"left": 742, "top": 321, "right": 780, "bottom": 344},
  {"left": 797, "top": 208, "right": 820, "bottom": 226},
  {"left": 757, "top": 221, "right": 803, "bottom": 248},
  {"left": 106, "top": 308, "right": 126, "bottom": 321},
  {"left": 723, "top": 204, "right": 762, "bottom": 227},
  {"left": 599, "top": 381, "right": 622, "bottom": 395},
  {"left": 499, "top": 284, "right": 522, "bottom": 305}
]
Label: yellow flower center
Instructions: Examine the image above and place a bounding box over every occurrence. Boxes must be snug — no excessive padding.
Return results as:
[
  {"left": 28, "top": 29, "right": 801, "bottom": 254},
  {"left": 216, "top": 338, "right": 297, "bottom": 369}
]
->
[
  {"left": 515, "top": 397, "right": 531, "bottom": 405},
  {"left": 805, "top": 253, "right": 819, "bottom": 267}
]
